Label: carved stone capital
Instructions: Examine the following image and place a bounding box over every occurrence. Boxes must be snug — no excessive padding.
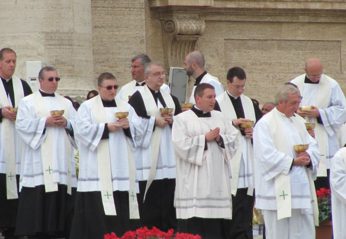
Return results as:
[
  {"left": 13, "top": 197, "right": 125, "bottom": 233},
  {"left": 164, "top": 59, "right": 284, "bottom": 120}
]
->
[
  {"left": 163, "top": 17, "right": 205, "bottom": 35},
  {"left": 160, "top": 16, "right": 205, "bottom": 67}
]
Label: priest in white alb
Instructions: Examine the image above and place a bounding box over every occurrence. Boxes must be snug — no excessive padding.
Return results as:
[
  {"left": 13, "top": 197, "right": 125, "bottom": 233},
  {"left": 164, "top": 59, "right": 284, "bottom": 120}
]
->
[
  {"left": 291, "top": 58, "right": 346, "bottom": 188},
  {"left": 172, "top": 83, "right": 240, "bottom": 239},
  {"left": 215, "top": 66, "right": 262, "bottom": 238},
  {"left": 15, "top": 66, "right": 77, "bottom": 238},
  {"left": 116, "top": 54, "right": 169, "bottom": 103},
  {"left": 128, "top": 62, "right": 182, "bottom": 231},
  {"left": 253, "top": 84, "right": 320, "bottom": 239},
  {"left": 330, "top": 147, "right": 346, "bottom": 239},
  {"left": 70, "top": 72, "right": 144, "bottom": 239},
  {"left": 0, "top": 47, "right": 32, "bottom": 239}
]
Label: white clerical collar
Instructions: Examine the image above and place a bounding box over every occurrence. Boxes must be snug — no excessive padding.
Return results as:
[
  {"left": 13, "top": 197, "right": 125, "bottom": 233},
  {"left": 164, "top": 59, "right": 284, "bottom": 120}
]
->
[
  {"left": 227, "top": 90, "right": 240, "bottom": 99},
  {"left": 194, "top": 105, "right": 209, "bottom": 114}
]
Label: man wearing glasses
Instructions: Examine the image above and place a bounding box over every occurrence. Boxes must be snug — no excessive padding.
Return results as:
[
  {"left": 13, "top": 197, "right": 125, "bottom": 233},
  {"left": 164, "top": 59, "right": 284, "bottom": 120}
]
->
[
  {"left": 15, "top": 66, "right": 77, "bottom": 239},
  {"left": 291, "top": 58, "right": 346, "bottom": 190},
  {"left": 128, "top": 63, "right": 181, "bottom": 231},
  {"left": 0, "top": 47, "right": 32, "bottom": 239},
  {"left": 215, "top": 67, "right": 262, "bottom": 239}
]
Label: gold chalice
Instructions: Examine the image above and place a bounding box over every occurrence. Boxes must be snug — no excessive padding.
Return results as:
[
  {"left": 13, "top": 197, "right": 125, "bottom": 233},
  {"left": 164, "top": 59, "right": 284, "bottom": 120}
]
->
[
  {"left": 160, "top": 107, "right": 173, "bottom": 117},
  {"left": 115, "top": 111, "right": 129, "bottom": 119},
  {"left": 50, "top": 110, "right": 64, "bottom": 117},
  {"left": 300, "top": 105, "right": 314, "bottom": 112},
  {"left": 240, "top": 120, "right": 254, "bottom": 129},
  {"left": 294, "top": 144, "right": 309, "bottom": 154},
  {"left": 305, "top": 122, "right": 316, "bottom": 130},
  {"left": 10, "top": 107, "right": 17, "bottom": 113}
]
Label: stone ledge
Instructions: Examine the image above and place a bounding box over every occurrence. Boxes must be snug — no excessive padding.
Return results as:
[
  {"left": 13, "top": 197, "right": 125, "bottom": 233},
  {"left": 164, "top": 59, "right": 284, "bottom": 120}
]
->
[{"left": 149, "top": 0, "right": 346, "bottom": 10}]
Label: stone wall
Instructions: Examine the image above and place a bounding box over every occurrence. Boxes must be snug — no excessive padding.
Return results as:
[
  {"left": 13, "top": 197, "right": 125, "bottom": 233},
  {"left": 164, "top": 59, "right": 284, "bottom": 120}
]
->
[
  {"left": 2, "top": 0, "right": 346, "bottom": 102},
  {"left": 0, "top": 0, "right": 94, "bottom": 97}
]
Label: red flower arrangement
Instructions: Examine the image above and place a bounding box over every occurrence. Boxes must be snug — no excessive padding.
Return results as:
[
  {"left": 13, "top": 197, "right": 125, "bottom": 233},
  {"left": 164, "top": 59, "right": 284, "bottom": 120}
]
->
[
  {"left": 104, "top": 227, "right": 201, "bottom": 239},
  {"left": 316, "top": 187, "right": 331, "bottom": 223}
]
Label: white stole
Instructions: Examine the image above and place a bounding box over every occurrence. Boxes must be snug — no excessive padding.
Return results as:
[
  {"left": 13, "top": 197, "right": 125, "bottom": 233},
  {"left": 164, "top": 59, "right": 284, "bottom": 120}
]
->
[
  {"left": 294, "top": 76, "right": 331, "bottom": 176},
  {"left": 267, "top": 109, "right": 318, "bottom": 224},
  {"left": 33, "top": 92, "right": 71, "bottom": 193},
  {"left": 217, "top": 92, "right": 255, "bottom": 196},
  {"left": 0, "top": 77, "right": 24, "bottom": 199},
  {"left": 91, "top": 95, "right": 139, "bottom": 218},
  {"left": 140, "top": 85, "right": 175, "bottom": 200}
]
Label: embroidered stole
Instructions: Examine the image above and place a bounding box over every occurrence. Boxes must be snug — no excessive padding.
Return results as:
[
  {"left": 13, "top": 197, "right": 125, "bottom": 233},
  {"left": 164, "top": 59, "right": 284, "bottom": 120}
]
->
[
  {"left": 33, "top": 92, "right": 72, "bottom": 193},
  {"left": 140, "top": 85, "right": 175, "bottom": 200},
  {"left": 0, "top": 77, "right": 24, "bottom": 199},
  {"left": 268, "top": 109, "right": 318, "bottom": 225},
  {"left": 217, "top": 92, "right": 255, "bottom": 196},
  {"left": 294, "top": 76, "right": 331, "bottom": 176}
]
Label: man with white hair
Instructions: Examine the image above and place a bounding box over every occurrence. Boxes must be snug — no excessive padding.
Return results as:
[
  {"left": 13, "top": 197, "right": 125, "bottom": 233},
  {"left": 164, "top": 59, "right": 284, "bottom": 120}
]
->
[
  {"left": 253, "top": 84, "right": 320, "bottom": 239},
  {"left": 184, "top": 51, "right": 223, "bottom": 104}
]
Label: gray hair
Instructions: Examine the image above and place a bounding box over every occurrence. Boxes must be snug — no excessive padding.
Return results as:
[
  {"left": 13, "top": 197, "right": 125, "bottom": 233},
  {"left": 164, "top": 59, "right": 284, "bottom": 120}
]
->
[
  {"left": 131, "top": 54, "right": 151, "bottom": 66},
  {"left": 144, "top": 62, "right": 164, "bottom": 76},
  {"left": 274, "top": 84, "right": 300, "bottom": 104},
  {"left": 38, "top": 66, "right": 57, "bottom": 80}
]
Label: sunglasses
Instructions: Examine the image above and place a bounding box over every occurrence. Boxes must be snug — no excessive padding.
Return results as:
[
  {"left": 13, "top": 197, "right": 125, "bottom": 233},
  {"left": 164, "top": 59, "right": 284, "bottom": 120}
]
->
[
  {"left": 102, "top": 85, "right": 119, "bottom": 90},
  {"left": 48, "top": 77, "right": 61, "bottom": 82}
]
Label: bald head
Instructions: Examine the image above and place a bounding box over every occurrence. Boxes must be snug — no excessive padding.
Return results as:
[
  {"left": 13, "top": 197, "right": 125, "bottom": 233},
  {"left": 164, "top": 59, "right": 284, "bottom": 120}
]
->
[
  {"left": 184, "top": 51, "right": 206, "bottom": 78},
  {"left": 304, "top": 58, "right": 323, "bottom": 82}
]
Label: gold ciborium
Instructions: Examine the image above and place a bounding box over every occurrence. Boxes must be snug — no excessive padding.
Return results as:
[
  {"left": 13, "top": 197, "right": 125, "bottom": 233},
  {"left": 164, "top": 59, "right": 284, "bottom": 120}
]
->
[
  {"left": 10, "top": 107, "right": 17, "bottom": 113},
  {"left": 115, "top": 111, "right": 129, "bottom": 119},
  {"left": 50, "top": 110, "right": 64, "bottom": 117},
  {"left": 294, "top": 144, "right": 309, "bottom": 154}
]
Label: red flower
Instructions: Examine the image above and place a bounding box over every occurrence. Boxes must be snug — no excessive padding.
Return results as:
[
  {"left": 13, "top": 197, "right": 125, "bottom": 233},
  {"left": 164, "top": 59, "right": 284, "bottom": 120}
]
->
[{"left": 104, "top": 232, "right": 119, "bottom": 239}]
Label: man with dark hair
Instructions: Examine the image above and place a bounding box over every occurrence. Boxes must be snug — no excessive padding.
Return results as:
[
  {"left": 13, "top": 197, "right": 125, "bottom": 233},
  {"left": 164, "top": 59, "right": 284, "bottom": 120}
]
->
[
  {"left": 15, "top": 66, "right": 77, "bottom": 238},
  {"left": 70, "top": 72, "right": 142, "bottom": 239},
  {"left": 116, "top": 54, "right": 169, "bottom": 102},
  {"left": 128, "top": 63, "right": 181, "bottom": 231},
  {"left": 0, "top": 47, "right": 32, "bottom": 239},
  {"left": 172, "top": 83, "right": 239, "bottom": 238},
  {"left": 184, "top": 50, "right": 223, "bottom": 104},
  {"left": 215, "top": 66, "right": 262, "bottom": 239}
]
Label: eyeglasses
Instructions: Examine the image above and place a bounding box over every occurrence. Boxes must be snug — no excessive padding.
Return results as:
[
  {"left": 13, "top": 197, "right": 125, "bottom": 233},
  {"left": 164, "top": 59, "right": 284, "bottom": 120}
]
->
[
  {"left": 48, "top": 77, "right": 61, "bottom": 82},
  {"left": 102, "top": 85, "right": 119, "bottom": 90}
]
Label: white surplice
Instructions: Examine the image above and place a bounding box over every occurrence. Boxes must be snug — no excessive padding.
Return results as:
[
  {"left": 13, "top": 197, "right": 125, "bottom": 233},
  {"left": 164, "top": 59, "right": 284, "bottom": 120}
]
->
[
  {"left": 291, "top": 74, "right": 346, "bottom": 170},
  {"left": 330, "top": 147, "right": 346, "bottom": 239},
  {"left": 172, "top": 109, "right": 239, "bottom": 219},
  {"left": 75, "top": 96, "right": 144, "bottom": 192},
  {"left": 189, "top": 73, "right": 224, "bottom": 104},
  {"left": 116, "top": 80, "right": 170, "bottom": 103},
  {"left": 253, "top": 108, "right": 320, "bottom": 211},
  {"left": 15, "top": 92, "right": 77, "bottom": 189},
  {"left": 217, "top": 92, "right": 256, "bottom": 195},
  {"left": 131, "top": 86, "right": 176, "bottom": 182}
]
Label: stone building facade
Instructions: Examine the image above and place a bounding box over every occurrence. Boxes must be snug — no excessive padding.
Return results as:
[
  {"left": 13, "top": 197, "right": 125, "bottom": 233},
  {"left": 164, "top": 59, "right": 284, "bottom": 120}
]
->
[{"left": 1, "top": 0, "right": 346, "bottom": 103}]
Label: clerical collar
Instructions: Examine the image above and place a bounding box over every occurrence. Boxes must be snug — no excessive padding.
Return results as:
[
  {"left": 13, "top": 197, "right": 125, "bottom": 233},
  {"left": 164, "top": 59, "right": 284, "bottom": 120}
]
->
[
  {"left": 304, "top": 75, "right": 319, "bottom": 84},
  {"left": 39, "top": 90, "right": 55, "bottom": 97},
  {"left": 101, "top": 98, "right": 117, "bottom": 107},
  {"left": 227, "top": 91, "right": 240, "bottom": 100},
  {"left": 135, "top": 81, "right": 146, "bottom": 86},
  {"left": 194, "top": 71, "right": 208, "bottom": 86},
  {"left": 1, "top": 77, "right": 12, "bottom": 83},
  {"left": 148, "top": 87, "right": 160, "bottom": 95},
  {"left": 191, "top": 106, "right": 211, "bottom": 118}
]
